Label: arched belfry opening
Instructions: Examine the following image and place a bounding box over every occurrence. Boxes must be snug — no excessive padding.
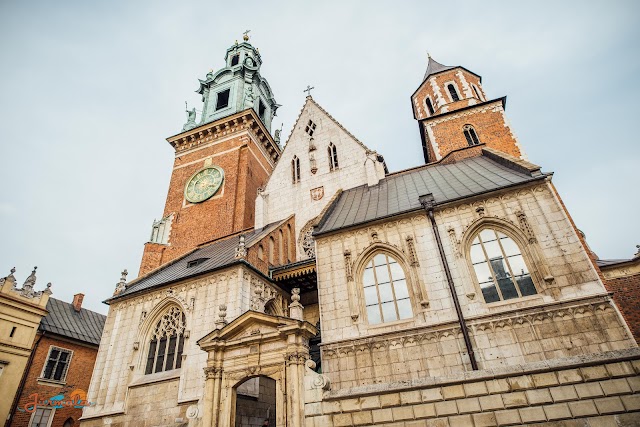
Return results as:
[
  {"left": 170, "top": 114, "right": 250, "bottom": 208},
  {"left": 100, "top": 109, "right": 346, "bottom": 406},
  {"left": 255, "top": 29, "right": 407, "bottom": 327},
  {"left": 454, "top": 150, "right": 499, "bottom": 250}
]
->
[{"left": 234, "top": 376, "right": 276, "bottom": 427}]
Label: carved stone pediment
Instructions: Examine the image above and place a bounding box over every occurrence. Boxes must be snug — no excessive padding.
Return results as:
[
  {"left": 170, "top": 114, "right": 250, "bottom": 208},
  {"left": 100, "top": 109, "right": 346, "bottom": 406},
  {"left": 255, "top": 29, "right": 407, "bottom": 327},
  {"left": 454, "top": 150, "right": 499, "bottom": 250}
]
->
[{"left": 197, "top": 310, "right": 317, "bottom": 350}]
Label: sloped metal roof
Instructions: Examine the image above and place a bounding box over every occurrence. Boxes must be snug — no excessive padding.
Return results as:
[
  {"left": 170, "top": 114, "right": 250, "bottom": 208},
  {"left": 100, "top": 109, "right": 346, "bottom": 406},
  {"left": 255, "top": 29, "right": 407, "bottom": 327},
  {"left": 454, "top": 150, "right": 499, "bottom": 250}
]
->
[
  {"left": 107, "top": 219, "right": 287, "bottom": 302},
  {"left": 423, "top": 57, "right": 457, "bottom": 81},
  {"left": 40, "top": 298, "right": 106, "bottom": 345},
  {"left": 315, "top": 155, "right": 547, "bottom": 236}
]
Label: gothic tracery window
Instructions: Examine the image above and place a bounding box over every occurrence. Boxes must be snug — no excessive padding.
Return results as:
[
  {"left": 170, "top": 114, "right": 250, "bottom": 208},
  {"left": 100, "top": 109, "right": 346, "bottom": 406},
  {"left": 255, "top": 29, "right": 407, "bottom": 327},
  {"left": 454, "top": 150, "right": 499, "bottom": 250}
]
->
[
  {"left": 362, "top": 253, "right": 412, "bottom": 324},
  {"left": 469, "top": 228, "right": 537, "bottom": 303},
  {"left": 145, "top": 307, "right": 186, "bottom": 374},
  {"left": 328, "top": 143, "right": 339, "bottom": 171},
  {"left": 447, "top": 84, "right": 460, "bottom": 102},
  {"left": 463, "top": 124, "right": 480, "bottom": 146},
  {"left": 305, "top": 120, "right": 316, "bottom": 136}
]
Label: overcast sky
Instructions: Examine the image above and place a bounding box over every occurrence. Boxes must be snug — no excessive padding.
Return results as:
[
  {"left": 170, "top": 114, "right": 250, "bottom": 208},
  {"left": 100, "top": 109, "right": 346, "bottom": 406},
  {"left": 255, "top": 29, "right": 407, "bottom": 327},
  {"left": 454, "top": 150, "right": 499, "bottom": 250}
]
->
[{"left": 1, "top": 1, "right": 638, "bottom": 314}]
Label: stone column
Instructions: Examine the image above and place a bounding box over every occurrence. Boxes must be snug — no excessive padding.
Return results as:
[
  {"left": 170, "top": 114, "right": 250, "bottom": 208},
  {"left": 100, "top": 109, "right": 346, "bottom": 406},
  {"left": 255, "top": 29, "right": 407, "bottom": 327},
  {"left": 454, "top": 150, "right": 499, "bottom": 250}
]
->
[{"left": 202, "top": 364, "right": 223, "bottom": 427}]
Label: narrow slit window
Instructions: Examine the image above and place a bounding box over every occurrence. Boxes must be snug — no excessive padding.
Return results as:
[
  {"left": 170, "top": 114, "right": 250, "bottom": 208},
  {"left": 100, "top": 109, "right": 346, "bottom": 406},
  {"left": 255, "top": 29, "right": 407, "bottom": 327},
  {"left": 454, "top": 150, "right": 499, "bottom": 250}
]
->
[
  {"left": 215, "top": 89, "right": 230, "bottom": 110},
  {"left": 463, "top": 124, "right": 480, "bottom": 146},
  {"left": 425, "top": 97, "right": 435, "bottom": 115},
  {"left": 258, "top": 100, "right": 266, "bottom": 119},
  {"left": 292, "top": 156, "right": 301, "bottom": 183},
  {"left": 230, "top": 54, "right": 239, "bottom": 66},
  {"left": 447, "top": 84, "right": 460, "bottom": 102},
  {"left": 9, "top": 326, "right": 16, "bottom": 338},
  {"left": 328, "top": 143, "right": 339, "bottom": 171}
]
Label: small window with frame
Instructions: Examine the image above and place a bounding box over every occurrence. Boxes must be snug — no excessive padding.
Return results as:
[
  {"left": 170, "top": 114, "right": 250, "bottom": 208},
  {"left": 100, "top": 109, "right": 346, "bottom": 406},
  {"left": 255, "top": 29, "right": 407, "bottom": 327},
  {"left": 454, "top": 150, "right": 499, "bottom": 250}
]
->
[
  {"left": 41, "top": 346, "right": 73, "bottom": 383},
  {"left": 215, "top": 89, "right": 231, "bottom": 110}
]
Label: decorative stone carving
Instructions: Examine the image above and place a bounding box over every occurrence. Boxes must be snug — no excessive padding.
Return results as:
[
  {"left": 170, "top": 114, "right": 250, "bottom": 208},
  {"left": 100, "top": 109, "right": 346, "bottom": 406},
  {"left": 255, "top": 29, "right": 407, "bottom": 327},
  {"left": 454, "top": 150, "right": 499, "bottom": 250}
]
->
[
  {"left": 151, "top": 306, "right": 186, "bottom": 340},
  {"left": 300, "top": 224, "right": 315, "bottom": 258},
  {"left": 289, "top": 288, "right": 304, "bottom": 320},
  {"left": 203, "top": 366, "right": 223, "bottom": 380},
  {"left": 305, "top": 359, "right": 331, "bottom": 390},
  {"left": 215, "top": 304, "right": 227, "bottom": 329},
  {"left": 310, "top": 186, "right": 324, "bottom": 201},
  {"left": 344, "top": 250, "right": 353, "bottom": 281},
  {"left": 515, "top": 210, "right": 537, "bottom": 243},
  {"left": 234, "top": 234, "right": 247, "bottom": 259},
  {"left": 405, "top": 236, "right": 420, "bottom": 266},
  {"left": 114, "top": 269, "right": 127, "bottom": 296},
  {"left": 186, "top": 405, "right": 199, "bottom": 420},
  {"left": 8, "top": 267, "right": 52, "bottom": 299},
  {"left": 476, "top": 206, "right": 485, "bottom": 217}
]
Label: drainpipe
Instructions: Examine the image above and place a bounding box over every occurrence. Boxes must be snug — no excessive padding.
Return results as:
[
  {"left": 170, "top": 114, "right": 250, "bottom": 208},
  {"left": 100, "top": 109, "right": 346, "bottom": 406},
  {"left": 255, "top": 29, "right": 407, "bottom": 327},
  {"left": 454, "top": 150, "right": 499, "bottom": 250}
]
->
[
  {"left": 419, "top": 194, "right": 478, "bottom": 371},
  {"left": 6, "top": 331, "right": 44, "bottom": 427}
]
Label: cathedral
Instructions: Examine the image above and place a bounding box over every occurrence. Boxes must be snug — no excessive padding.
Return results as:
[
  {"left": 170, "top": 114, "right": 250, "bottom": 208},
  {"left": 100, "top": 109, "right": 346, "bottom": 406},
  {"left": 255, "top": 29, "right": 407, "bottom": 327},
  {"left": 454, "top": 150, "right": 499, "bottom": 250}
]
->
[{"left": 80, "top": 34, "right": 640, "bottom": 426}]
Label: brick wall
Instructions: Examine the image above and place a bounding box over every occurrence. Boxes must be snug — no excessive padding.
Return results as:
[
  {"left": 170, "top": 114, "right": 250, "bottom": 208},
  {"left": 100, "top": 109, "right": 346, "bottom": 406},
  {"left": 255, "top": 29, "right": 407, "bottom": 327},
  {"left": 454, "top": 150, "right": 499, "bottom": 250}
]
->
[
  {"left": 10, "top": 334, "right": 99, "bottom": 427},
  {"left": 605, "top": 272, "right": 640, "bottom": 344},
  {"left": 422, "top": 101, "right": 522, "bottom": 163},
  {"left": 139, "top": 130, "right": 273, "bottom": 275}
]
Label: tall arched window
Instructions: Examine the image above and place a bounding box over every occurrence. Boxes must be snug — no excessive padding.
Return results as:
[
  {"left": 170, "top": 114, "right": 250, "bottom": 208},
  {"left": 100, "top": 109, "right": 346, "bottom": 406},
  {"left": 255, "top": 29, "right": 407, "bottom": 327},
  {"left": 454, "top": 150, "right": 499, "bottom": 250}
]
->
[
  {"left": 469, "top": 228, "right": 537, "bottom": 303},
  {"left": 258, "top": 245, "right": 264, "bottom": 260},
  {"left": 291, "top": 156, "right": 301, "bottom": 183},
  {"left": 328, "top": 143, "right": 339, "bottom": 171},
  {"left": 425, "top": 97, "right": 435, "bottom": 115},
  {"left": 278, "top": 230, "right": 284, "bottom": 264},
  {"left": 268, "top": 237, "right": 275, "bottom": 264},
  {"left": 447, "top": 84, "right": 460, "bottom": 102},
  {"left": 463, "top": 125, "right": 480, "bottom": 146},
  {"left": 362, "top": 253, "right": 412, "bottom": 324},
  {"left": 145, "top": 306, "right": 186, "bottom": 374}
]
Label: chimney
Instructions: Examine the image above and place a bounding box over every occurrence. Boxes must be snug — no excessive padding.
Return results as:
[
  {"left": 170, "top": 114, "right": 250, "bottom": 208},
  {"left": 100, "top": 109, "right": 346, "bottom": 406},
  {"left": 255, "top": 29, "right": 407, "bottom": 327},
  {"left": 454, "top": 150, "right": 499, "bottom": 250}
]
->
[{"left": 72, "top": 293, "right": 84, "bottom": 312}]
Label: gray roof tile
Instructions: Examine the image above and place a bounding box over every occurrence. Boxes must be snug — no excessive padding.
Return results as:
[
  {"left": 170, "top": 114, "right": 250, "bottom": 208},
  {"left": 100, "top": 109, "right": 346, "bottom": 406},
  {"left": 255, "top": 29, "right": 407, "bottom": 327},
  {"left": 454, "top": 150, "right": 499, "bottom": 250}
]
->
[
  {"left": 107, "top": 219, "right": 288, "bottom": 302},
  {"left": 315, "top": 155, "right": 547, "bottom": 236},
  {"left": 40, "top": 298, "right": 106, "bottom": 345}
]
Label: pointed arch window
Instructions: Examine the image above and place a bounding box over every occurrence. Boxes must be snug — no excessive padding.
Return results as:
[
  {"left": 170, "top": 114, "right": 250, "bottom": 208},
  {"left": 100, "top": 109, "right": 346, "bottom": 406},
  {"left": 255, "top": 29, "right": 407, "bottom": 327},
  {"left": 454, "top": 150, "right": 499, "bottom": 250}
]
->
[
  {"left": 145, "top": 307, "right": 186, "bottom": 374},
  {"left": 469, "top": 229, "right": 537, "bottom": 303},
  {"left": 447, "top": 84, "right": 460, "bottom": 102},
  {"left": 287, "top": 224, "right": 294, "bottom": 262},
  {"left": 362, "top": 253, "right": 412, "bottom": 324},
  {"left": 328, "top": 143, "right": 339, "bottom": 171},
  {"left": 291, "top": 156, "right": 301, "bottom": 183},
  {"left": 463, "top": 125, "right": 480, "bottom": 146},
  {"left": 425, "top": 97, "right": 435, "bottom": 115}
]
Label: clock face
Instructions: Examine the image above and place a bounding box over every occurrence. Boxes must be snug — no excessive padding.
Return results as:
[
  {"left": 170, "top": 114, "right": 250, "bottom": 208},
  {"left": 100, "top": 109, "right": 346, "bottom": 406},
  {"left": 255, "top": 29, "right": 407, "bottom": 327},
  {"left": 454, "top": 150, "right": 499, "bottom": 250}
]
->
[{"left": 184, "top": 167, "right": 224, "bottom": 203}]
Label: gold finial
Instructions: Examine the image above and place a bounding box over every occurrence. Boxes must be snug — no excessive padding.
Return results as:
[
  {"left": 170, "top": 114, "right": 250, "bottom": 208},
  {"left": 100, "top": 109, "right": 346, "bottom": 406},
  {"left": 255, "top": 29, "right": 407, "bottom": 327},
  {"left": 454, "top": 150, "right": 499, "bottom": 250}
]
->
[
  {"left": 427, "top": 51, "right": 431, "bottom": 59},
  {"left": 243, "top": 29, "right": 251, "bottom": 41}
]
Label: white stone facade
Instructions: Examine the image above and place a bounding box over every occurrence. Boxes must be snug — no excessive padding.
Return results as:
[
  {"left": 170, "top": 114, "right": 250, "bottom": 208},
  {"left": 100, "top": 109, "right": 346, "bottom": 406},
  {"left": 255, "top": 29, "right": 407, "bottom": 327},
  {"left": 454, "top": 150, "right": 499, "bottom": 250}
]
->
[
  {"left": 255, "top": 97, "right": 385, "bottom": 260},
  {"left": 314, "top": 180, "right": 635, "bottom": 389},
  {"left": 82, "top": 265, "right": 287, "bottom": 424}
]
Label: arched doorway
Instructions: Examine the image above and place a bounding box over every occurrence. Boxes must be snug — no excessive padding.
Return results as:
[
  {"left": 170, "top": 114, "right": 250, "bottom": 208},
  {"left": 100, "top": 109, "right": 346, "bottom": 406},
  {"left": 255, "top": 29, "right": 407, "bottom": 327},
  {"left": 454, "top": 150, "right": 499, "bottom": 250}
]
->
[{"left": 234, "top": 376, "right": 276, "bottom": 427}]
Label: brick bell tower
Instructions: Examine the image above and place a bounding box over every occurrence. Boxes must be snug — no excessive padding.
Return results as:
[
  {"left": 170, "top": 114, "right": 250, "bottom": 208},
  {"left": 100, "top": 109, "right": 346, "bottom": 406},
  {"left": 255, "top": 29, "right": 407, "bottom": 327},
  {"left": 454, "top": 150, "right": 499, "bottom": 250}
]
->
[
  {"left": 139, "top": 33, "right": 281, "bottom": 276},
  {"left": 411, "top": 55, "right": 527, "bottom": 163}
]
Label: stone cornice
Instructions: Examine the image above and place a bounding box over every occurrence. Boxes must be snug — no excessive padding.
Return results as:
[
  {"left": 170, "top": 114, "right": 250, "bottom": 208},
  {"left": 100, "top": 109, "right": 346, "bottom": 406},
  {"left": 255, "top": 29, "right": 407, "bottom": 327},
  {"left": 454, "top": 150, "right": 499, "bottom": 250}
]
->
[{"left": 166, "top": 109, "right": 280, "bottom": 163}]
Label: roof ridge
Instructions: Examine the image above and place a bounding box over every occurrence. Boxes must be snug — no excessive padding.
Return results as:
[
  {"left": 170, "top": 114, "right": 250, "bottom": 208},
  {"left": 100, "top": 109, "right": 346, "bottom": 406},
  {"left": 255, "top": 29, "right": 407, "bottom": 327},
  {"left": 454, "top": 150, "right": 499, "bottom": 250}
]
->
[{"left": 48, "top": 297, "right": 107, "bottom": 319}]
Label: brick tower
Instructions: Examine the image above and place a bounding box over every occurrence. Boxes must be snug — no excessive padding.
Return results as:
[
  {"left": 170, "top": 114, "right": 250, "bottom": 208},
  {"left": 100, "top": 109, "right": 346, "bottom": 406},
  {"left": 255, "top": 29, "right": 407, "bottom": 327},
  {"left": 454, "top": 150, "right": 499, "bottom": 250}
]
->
[
  {"left": 139, "top": 33, "right": 281, "bottom": 275},
  {"left": 411, "top": 55, "right": 526, "bottom": 163}
]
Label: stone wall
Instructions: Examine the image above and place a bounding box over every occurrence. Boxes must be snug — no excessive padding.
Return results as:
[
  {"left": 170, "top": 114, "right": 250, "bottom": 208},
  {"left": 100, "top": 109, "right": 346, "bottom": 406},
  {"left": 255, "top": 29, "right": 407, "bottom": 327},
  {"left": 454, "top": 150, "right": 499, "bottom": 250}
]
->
[
  {"left": 601, "top": 258, "right": 640, "bottom": 344},
  {"left": 314, "top": 181, "right": 635, "bottom": 390},
  {"left": 81, "top": 264, "right": 286, "bottom": 425},
  {"left": 303, "top": 349, "right": 640, "bottom": 427}
]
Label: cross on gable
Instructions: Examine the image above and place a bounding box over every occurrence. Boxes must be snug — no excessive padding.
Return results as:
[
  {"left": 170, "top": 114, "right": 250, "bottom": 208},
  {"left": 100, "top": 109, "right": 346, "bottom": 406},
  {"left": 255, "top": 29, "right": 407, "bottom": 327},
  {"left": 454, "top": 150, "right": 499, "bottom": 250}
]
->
[{"left": 303, "top": 85, "right": 315, "bottom": 97}]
